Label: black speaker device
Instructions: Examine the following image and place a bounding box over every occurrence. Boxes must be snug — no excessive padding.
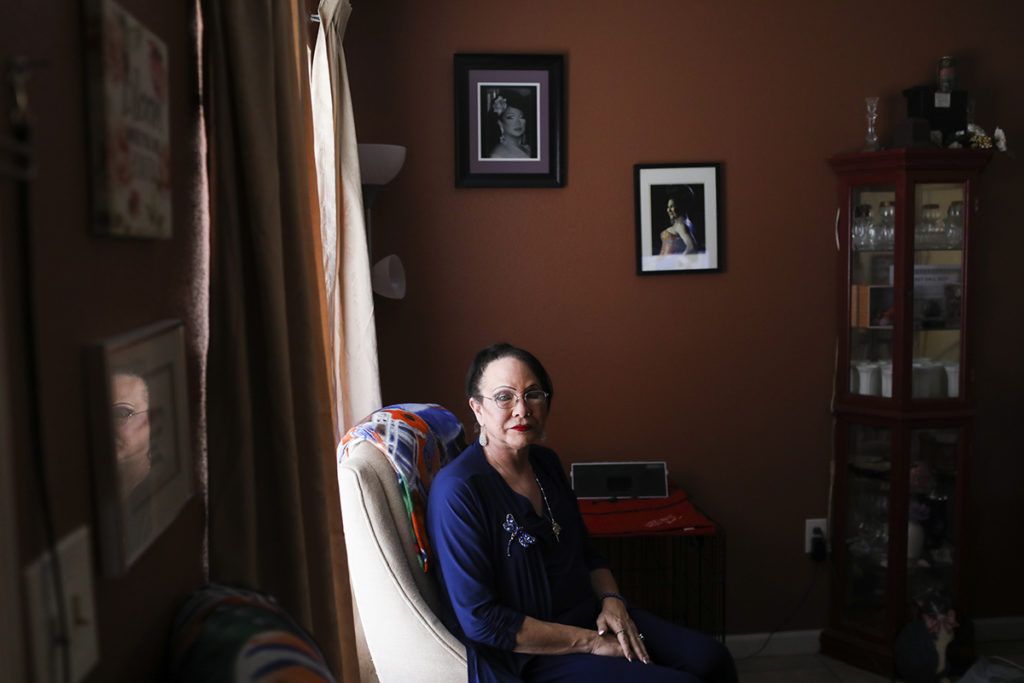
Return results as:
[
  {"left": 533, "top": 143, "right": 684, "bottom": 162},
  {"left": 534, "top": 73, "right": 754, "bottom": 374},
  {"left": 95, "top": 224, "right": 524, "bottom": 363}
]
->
[{"left": 570, "top": 461, "right": 669, "bottom": 499}]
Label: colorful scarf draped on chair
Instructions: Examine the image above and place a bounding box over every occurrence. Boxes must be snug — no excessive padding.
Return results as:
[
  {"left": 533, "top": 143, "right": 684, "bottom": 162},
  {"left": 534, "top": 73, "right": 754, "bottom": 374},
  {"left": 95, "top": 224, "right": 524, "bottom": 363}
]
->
[{"left": 339, "top": 403, "right": 465, "bottom": 572}]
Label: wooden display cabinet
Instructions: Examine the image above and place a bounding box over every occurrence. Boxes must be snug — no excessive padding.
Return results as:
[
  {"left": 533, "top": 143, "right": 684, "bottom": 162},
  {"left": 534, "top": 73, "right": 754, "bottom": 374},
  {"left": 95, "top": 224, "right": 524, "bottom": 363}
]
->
[{"left": 821, "top": 149, "right": 992, "bottom": 675}]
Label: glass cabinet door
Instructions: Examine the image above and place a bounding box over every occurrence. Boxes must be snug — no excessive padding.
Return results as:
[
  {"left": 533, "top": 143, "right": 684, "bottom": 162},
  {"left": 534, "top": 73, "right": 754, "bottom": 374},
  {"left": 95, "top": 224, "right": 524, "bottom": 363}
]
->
[
  {"left": 912, "top": 183, "right": 965, "bottom": 399},
  {"left": 907, "top": 427, "right": 959, "bottom": 607},
  {"left": 842, "top": 423, "right": 892, "bottom": 631},
  {"left": 849, "top": 185, "right": 896, "bottom": 397}
]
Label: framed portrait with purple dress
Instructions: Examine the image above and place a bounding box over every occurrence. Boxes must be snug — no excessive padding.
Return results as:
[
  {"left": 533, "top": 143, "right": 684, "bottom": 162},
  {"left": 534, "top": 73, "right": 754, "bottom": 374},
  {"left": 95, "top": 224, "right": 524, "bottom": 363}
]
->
[
  {"left": 634, "top": 163, "right": 724, "bottom": 275},
  {"left": 454, "top": 54, "right": 566, "bottom": 188}
]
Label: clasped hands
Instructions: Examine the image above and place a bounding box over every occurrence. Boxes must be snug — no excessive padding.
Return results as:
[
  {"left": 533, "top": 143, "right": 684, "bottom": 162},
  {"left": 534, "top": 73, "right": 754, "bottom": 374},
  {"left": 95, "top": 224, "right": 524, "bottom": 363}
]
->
[{"left": 594, "top": 597, "right": 649, "bottom": 663}]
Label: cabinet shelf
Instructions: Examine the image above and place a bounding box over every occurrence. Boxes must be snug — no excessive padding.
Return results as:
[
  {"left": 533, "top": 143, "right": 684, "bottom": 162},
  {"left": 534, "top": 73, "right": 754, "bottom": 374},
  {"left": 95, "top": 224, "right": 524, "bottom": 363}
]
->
[{"left": 853, "top": 246, "right": 965, "bottom": 255}]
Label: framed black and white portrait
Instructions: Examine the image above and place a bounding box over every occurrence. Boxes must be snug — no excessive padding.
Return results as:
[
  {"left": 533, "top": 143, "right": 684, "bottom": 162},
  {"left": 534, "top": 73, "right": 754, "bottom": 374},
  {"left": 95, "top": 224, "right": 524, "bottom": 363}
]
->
[
  {"left": 634, "top": 163, "right": 724, "bottom": 274},
  {"left": 454, "top": 53, "right": 566, "bottom": 188}
]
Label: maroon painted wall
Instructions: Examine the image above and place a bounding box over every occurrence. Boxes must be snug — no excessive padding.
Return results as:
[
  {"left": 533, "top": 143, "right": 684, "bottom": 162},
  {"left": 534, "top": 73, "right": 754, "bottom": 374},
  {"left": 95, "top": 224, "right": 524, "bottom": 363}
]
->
[
  {"left": 345, "top": 1, "right": 1024, "bottom": 634},
  {"left": 2, "top": 3, "right": 204, "bottom": 680},
  {"left": 2, "top": 5, "right": 1021, "bottom": 682}
]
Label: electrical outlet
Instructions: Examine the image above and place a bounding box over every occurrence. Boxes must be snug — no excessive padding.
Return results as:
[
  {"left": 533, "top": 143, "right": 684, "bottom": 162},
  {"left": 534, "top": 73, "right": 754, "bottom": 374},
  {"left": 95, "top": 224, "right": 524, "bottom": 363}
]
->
[
  {"left": 24, "top": 526, "right": 99, "bottom": 682},
  {"left": 805, "top": 518, "right": 827, "bottom": 554}
]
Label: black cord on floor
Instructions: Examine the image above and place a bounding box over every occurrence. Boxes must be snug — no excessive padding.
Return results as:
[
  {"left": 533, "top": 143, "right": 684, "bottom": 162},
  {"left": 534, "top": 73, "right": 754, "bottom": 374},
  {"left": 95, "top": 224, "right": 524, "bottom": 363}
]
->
[{"left": 734, "top": 558, "right": 824, "bottom": 661}]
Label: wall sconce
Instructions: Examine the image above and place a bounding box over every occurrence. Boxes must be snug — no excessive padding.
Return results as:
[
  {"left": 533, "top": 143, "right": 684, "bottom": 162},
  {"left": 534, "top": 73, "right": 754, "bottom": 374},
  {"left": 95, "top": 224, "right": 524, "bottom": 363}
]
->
[{"left": 358, "top": 143, "right": 407, "bottom": 299}]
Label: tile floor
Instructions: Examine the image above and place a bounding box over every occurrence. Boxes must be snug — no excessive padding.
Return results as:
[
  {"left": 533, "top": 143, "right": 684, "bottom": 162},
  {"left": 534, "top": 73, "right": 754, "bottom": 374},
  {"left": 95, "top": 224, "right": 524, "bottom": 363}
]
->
[{"left": 733, "top": 640, "right": 1024, "bottom": 682}]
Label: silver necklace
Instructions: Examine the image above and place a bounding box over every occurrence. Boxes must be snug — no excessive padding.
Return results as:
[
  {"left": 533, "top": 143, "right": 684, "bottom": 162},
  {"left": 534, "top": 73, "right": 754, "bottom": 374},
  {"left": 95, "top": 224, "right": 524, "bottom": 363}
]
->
[{"left": 534, "top": 475, "right": 561, "bottom": 542}]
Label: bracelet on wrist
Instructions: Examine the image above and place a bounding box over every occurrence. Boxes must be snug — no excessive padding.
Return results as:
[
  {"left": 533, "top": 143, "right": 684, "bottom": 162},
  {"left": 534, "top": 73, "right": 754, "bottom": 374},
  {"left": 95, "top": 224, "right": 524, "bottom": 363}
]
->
[{"left": 600, "top": 592, "right": 626, "bottom": 604}]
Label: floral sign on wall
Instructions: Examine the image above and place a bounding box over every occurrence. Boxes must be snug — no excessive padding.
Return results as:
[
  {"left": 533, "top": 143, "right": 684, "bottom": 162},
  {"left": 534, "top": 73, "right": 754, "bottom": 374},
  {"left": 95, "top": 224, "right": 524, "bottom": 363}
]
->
[{"left": 85, "top": 0, "right": 172, "bottom": 238}]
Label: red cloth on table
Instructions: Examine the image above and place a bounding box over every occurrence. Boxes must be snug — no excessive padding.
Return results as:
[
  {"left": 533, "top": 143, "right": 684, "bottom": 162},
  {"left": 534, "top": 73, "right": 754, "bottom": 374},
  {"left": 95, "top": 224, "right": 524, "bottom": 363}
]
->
[{"left": 579, "top": 485, "right": 716, "bottom": 537}]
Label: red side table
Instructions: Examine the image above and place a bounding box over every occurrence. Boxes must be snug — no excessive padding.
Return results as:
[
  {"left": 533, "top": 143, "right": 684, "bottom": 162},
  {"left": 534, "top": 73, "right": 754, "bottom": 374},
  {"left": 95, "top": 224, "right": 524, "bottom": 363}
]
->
[{"left": 580, "top": 484, "right": 726, "bottom": 640}]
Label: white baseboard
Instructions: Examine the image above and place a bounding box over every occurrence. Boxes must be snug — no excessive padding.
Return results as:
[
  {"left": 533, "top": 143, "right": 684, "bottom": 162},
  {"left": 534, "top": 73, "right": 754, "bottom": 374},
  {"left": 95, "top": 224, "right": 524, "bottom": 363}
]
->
[{"left": 725, "top": 617, "right": 1024, "bottom": 659}]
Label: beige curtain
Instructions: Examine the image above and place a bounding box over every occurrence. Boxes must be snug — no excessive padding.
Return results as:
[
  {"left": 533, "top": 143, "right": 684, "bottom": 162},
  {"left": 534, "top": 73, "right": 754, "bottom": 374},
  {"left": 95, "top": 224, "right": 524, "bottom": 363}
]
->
[
  {"left": 312, "top": 0, "right": 382, "bottom": 434},
  {"left": 202, "top": 0, "right": 358, "bottom": 677}
]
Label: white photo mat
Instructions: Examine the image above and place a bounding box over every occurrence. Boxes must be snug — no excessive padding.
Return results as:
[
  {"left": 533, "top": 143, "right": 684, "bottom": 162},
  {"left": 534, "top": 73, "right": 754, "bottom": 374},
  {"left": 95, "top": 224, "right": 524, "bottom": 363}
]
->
[{"left": 635, "top": 163, "right": 723, "bottom": 274}]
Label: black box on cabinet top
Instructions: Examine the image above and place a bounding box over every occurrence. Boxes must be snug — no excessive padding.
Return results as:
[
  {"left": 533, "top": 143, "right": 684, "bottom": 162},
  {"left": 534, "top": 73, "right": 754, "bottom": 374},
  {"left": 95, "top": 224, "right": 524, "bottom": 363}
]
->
[{"left": 902, "top": 86, "right": 968, "bottom": 145}]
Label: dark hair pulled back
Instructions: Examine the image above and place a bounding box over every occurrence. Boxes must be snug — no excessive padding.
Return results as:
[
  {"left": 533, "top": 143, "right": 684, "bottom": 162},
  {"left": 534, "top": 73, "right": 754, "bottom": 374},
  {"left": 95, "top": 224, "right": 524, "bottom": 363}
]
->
[{"left": 465, "top": 343, "right": 553, "bottom": 405}]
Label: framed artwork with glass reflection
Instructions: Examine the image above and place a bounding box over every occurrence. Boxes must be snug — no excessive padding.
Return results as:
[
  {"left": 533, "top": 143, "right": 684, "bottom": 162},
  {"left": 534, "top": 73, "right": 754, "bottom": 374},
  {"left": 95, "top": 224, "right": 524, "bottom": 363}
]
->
[{"left": 87, "top": 319, "right": 193, "bottom": 576}]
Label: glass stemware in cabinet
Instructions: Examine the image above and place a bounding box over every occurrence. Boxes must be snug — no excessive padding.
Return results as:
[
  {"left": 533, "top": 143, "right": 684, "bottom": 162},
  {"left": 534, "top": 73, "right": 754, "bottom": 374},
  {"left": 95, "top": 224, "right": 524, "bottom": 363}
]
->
[
  {"left": 916, "top": 203, "right": 944, "bottom": 249},
  {"left": 877, "top": 200, "right": 895, "bottom": 249},
  {"left": 852, "top": 203, "right": 875, "bottom": 249},
  {"left": 945, "top": 201, "right": 964, "bottom": 248}
]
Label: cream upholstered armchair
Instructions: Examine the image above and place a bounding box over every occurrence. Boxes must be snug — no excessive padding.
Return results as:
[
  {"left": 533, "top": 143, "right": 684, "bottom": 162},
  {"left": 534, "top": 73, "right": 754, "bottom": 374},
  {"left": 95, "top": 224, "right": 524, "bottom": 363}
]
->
[{"left": 337, "top": 405, "right": 467, "bottom": 682}]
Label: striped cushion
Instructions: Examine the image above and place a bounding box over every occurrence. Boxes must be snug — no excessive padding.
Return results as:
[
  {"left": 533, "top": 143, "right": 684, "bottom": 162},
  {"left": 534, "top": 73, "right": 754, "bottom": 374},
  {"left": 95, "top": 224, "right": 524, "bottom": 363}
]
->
[{"left": 167, "top": 584, "right": 336, "bottom": 682}]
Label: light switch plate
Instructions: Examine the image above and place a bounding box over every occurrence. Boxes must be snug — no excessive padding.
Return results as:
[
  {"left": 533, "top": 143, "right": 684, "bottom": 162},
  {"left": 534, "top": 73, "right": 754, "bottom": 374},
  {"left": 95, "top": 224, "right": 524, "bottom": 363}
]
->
[{"left": 24, "top": 525, "right": 100, "bottom": 682}]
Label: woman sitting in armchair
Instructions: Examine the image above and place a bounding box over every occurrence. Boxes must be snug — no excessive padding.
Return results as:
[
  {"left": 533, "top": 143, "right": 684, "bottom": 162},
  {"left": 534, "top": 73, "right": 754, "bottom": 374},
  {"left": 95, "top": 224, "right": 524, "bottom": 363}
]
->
[{"left": 426, "top": 343, "right": 737, "bottom": 682}]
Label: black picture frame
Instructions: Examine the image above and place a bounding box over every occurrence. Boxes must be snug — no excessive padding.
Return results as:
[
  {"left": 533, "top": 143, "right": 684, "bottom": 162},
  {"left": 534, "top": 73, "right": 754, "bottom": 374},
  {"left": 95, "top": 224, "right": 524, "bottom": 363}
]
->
[
  {"left": 454, "top": 53, "right": 566, "bottom": 188},
  {"left": 634, "top": 163, "right": 724, "bottom": 274}
]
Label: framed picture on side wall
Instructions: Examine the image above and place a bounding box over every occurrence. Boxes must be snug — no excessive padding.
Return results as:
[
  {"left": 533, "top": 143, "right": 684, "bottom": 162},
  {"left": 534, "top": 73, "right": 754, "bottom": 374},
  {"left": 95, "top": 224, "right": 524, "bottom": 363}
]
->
[
  {"left": 634, "top": 163, "right": 724, "bottom": 274},
  {"left": 454, "top": 53, "right": 566, "bottom": 188},
  {"left": 83, "top": 0, "right": 173, "bottom": 238},
  {"left": 86, "top": 319, "right": 193, "bottom": 576}
]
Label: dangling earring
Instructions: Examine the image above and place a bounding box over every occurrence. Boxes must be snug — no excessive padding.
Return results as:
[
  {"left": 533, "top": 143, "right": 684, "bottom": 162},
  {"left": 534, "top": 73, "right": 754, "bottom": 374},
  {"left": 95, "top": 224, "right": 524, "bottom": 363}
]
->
[
  {"left": 479, "top": 429, "right": 488, "bottom": 447},
  {"left": 540, "top": 431, "right": 547, "bottom": 442}
]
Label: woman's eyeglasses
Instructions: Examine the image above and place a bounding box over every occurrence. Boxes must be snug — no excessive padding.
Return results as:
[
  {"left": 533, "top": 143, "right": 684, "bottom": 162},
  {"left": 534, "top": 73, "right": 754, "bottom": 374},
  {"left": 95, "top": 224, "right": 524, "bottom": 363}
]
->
[
  {"left": 113, "top": 405, "right": 150, "bottom": 421},
  {"left": 480, "top": 390, "right": 549, "bottom": 410}
]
